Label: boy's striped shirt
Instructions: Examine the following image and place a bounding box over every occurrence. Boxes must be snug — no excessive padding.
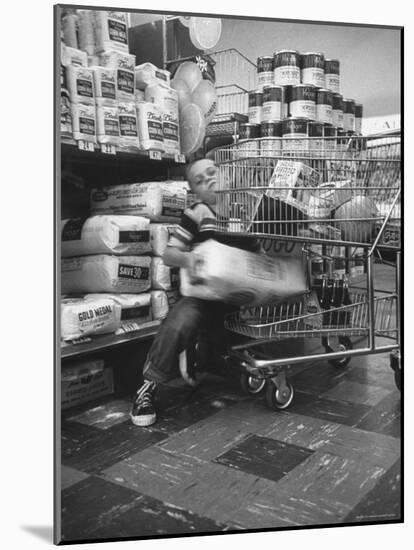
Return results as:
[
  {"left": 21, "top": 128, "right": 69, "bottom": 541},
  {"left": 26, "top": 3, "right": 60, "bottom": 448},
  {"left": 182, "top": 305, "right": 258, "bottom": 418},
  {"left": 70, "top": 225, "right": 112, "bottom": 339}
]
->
[{"left": 168, "top": 201, "right": 217, "bottom": 251}]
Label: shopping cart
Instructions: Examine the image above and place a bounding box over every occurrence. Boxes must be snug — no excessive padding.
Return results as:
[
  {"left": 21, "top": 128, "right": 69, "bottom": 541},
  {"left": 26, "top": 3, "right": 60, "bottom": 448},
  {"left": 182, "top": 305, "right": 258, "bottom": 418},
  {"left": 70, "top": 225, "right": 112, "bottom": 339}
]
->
[{"left": 206, "top": 133, "right": 401, "bottom": 409}]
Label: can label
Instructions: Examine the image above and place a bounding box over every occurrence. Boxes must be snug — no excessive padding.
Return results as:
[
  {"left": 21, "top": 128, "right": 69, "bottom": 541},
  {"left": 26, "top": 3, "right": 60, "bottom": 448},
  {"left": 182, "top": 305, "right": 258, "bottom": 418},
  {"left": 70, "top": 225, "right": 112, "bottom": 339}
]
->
[
  {"left": 260, "top": 138, "right": 282, "bottom": 156},
  {"left": 332, "top": 109, "right": 344, "bottom": 129},
  {"left": 290, "top": 100, "right": 316, "bottom": 120},
  {"left": 263, "top": 86, "right": 283, "bottom": 102},
  {"left": 248, "top": 91, "right": 263, "bottom": 107},
  {"left": 308, "top": 122, "right": 323, "bottom": 152},
  {"left": 343, "top": 113, "right": 355, "bottom": 133},
  {"left": 274, "top": 66, "right": 300, "bottom": 86},
  {"left": 322, "top": 124, "right": 336, "bottom": 151},
  {"left": 260, "top": 121, "right": 283, "bottom": 137},
  {"left": 248, "top": 106, "right": 262, "bottom": 124},
  {"left": 354, "top": 117, "right": 362, "bottom": 135},
  {"left": 236, "top": 140, "right": 260, "bottom": 158},
  {"left": 257, "top": 72, "right": 274, "bottom": 90},
  {"left": 282, "top": 119, "right": 308, "bottom": 151},
  {"left": 282, "top": 118, "right": 308, "bottom": 136},
  {"left": 325, "top": 74, "right": 340, "bottom": 93},
  {"left": 262, "top": 101, "right": 282, "bottom": 121},
  {"left": 316, "top": 104, "right": 333, "bottom": 124},
  {"left": 282, "top": 135, "right": 308, "bottom": 152},
  {"left": 239, "top": 123, "right": 260, "bottom": 140},
  {"left": 301, "top": 68, "right": 325, "bottom": 88},
  {"left": 257, "top": 56, "right": 273, "bottom": 72},
  {"left": 308, "top": 122, "right": 323, "bottom": 136},
  {"left": 274, "top": 51, "right": 300, "bottom": 68}
]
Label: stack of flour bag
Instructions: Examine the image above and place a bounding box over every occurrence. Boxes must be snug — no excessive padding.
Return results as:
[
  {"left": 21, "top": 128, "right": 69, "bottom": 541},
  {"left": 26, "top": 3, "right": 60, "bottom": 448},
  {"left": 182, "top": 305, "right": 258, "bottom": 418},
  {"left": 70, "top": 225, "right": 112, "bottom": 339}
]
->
[
  {"left": 61, "top": 180, "right": 188, "bottom": 343},
  {"left": 61, "top": 9, "right": 180, "bottom": 155}
]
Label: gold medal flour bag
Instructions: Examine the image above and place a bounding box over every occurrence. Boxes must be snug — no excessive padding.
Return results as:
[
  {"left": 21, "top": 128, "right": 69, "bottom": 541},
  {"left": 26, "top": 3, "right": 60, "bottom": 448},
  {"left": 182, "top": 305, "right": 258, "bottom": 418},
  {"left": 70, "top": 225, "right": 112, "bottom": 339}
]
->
[{"left": 61, "top": 295, "right": 122, "bottom": 340}]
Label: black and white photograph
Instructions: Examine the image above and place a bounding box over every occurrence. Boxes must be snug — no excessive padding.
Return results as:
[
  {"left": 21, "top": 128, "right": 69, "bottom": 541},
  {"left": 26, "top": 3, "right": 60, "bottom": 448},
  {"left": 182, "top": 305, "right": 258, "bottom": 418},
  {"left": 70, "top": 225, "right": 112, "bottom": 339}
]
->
[{"left": 53, "top": 3, "right": 404, "bottom": 545}]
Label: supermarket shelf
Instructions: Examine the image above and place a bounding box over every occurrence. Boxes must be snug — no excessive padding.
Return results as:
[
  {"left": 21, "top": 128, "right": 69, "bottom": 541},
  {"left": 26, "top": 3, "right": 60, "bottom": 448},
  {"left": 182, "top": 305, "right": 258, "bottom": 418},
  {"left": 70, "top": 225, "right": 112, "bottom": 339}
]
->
[
  {"left": 61, "top": 139, "right": 186, "bottom": 165},
  {"left": 61, "top": 320, "right": 161, "bottom": 361}
]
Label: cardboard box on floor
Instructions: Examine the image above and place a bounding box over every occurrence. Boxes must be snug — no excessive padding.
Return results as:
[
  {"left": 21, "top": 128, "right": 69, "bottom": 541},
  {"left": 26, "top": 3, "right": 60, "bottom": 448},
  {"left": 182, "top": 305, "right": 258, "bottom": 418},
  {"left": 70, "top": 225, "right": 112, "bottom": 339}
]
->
[{"left": 61, "top": 360, "right": 114, "bottom": 410}]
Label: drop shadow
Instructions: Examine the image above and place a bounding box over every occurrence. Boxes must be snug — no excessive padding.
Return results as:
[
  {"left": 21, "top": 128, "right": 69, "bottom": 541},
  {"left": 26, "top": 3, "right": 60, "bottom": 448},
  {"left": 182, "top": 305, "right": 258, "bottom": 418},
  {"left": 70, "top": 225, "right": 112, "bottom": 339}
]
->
[{"left": 21, "top": 525, "right": 54, "bottom": 543}]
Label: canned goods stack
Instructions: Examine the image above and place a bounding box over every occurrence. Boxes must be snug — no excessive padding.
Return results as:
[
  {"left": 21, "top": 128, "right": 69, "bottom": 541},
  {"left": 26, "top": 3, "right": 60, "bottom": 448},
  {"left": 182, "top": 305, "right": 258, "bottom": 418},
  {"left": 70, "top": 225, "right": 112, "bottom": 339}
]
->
[{"left": 246, "top": 48, "right": 365, "bottom": 150}]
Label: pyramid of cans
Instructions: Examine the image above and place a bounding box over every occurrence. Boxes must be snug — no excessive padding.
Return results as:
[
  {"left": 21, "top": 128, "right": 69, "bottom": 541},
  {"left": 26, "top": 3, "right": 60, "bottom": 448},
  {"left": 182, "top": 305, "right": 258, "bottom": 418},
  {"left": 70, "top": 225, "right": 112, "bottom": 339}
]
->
[{"left": 243, "top": 50, "right": 363, "bottom": 150}]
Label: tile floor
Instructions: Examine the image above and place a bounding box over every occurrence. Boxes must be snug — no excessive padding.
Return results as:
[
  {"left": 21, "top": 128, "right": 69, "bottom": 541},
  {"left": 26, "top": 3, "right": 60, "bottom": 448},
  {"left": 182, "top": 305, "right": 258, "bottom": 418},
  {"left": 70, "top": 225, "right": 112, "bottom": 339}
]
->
[{"left": 59, "top": 263, "right": 402, "bottom": 542}]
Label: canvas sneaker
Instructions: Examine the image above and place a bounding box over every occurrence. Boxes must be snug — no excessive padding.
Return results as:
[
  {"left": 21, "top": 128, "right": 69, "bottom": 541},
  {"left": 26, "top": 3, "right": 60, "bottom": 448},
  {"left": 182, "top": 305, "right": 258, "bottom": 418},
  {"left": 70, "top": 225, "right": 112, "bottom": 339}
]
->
[{"left": 130, "top": 380, "right": 157, "bottom": 426}]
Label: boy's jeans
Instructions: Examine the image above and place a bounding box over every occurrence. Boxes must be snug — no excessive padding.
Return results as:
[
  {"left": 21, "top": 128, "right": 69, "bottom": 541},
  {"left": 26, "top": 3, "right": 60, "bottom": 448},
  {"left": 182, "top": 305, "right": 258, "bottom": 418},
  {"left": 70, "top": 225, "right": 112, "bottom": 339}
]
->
[{"left": 143, "top": 297, "right": 234, "bottom": 383}]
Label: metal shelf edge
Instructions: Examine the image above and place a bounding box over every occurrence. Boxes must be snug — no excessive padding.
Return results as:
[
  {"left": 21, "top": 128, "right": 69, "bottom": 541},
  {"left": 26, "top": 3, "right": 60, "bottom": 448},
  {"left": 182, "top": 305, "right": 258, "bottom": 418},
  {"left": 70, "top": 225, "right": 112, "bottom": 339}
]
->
[{"left": 60, "top": 321, "right": 161, "bottom": 361}]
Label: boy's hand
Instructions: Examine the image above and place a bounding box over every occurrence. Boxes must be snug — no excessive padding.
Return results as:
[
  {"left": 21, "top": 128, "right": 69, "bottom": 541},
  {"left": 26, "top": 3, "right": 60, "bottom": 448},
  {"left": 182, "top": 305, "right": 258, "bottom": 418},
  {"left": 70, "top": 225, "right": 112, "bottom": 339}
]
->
[{"left": 186, "top": 251, "right": 204, "bottom": 283}]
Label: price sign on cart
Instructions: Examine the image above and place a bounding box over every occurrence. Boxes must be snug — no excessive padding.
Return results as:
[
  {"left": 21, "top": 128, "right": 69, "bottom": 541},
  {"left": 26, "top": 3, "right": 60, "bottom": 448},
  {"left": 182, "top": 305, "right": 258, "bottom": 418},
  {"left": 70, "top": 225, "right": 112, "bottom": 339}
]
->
[
  {"left": 101, "top": 144, "right": 116, "bottom": 155},
  {"left": 78, "top": 140, "right": 94, "bottom": 152}
]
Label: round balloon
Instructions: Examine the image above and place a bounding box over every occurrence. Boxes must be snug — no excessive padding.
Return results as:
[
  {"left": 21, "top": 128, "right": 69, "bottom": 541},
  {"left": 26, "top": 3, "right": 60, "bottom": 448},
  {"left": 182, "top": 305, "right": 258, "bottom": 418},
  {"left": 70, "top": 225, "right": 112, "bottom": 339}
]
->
[
  {"left": 179, "top": 103, "right": 206, "bottom": 155},
  {"left": 334, "top": 195, "right": 378, "bottom": 243},
  {"left": 189, "top": 18, "right": 222, "bottom": 51},
  {"left": 173, "top": 61, "right": 203, "bottom": 93},
  {"left": 191, "top": 79, "right": 218, "bottom": 125},
  {"left": 170, "top": 78, "right": 192, "bottom": 112}
]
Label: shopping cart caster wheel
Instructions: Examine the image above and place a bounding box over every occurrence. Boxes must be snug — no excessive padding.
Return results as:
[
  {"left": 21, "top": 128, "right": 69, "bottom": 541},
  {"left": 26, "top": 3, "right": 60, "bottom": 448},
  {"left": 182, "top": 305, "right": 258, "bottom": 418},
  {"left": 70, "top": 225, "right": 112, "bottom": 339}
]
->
[
  {"left": 265, "top": 380, "right": 294, "bottom": 411},
  {"left": 324, "top": 336, "right": 353, "bottom": 368},
  {"left": 240, "top": 373, "right": 266, "bottom": 395}
]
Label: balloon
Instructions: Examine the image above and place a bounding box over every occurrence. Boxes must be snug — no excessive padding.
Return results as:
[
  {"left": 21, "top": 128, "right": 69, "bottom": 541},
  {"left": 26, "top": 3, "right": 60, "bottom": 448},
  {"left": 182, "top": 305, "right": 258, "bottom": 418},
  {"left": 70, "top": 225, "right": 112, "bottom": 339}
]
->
[
  {"left": 191, "top": 79, "right": 217, "bottom": 125},
  {"left": 173, "top": 61, "right": 203, "bottom": 93},
  {"left": 189, "top": 18, "right": 222, "bottom": 51},
  {"left": 179, "top": 103, "right": 206, "bottom": 155},
  {"left": 335, "top": 195, "right": 378, "bottom": 243},
  {"left": 170, "top": 78, "right": 192, "bottom": 112}
]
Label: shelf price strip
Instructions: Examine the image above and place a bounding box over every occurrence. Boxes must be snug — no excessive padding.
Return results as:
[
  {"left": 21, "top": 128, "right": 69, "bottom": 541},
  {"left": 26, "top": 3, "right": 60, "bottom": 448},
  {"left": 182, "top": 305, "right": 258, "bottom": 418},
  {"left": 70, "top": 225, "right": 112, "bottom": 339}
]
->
[
  {"left": 101, "top": 143, "right": 117, "bottom": 155},
  {"left": 174, "top": 153, "right": 186, "bottom": 164},
  {"left": 149, "top": 149, "right": 162, "bottom": 161},
  {"left": 77, "top": 140, "right": 95, "bottom": 152}
]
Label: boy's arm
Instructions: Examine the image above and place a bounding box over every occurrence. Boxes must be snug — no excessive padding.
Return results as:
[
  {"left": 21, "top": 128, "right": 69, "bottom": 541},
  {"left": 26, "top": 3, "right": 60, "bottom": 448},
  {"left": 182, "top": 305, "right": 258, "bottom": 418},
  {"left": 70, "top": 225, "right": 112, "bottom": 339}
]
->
[
  {"left": 162, "top": 206, "right": 201, "bottom": 270},
  {"left": 163, "top": 246, "right": 191, "bottom": 269}
]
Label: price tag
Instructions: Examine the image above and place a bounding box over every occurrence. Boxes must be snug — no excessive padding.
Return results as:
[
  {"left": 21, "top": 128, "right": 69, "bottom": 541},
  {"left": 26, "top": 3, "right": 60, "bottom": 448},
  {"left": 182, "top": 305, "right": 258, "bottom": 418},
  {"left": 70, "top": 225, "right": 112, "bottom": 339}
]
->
[
  {"left": 149, "top": 149, "right": 162, "bottom": 161},
  {"left": 101, "top": 143, "right": 117, "bottom": 155},
  {"left": 174, "top": 153, "right": 186, "bottom": 164},
  {"left": 117, "top": 322, "right": 141, "bottom": 334},
  {"left": 70, "top": 336, "right": 93, "bottom": 345},
  {"left": 78, "top": 140, "right": 94, "bottom": 152}
]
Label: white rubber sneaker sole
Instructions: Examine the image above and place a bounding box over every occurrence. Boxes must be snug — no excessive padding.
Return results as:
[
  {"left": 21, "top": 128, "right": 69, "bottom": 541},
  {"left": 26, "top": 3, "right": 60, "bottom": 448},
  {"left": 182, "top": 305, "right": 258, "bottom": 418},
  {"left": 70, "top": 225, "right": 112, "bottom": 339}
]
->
[{"left": 130, "top": 412, "right": 156, "bottom": 427}]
